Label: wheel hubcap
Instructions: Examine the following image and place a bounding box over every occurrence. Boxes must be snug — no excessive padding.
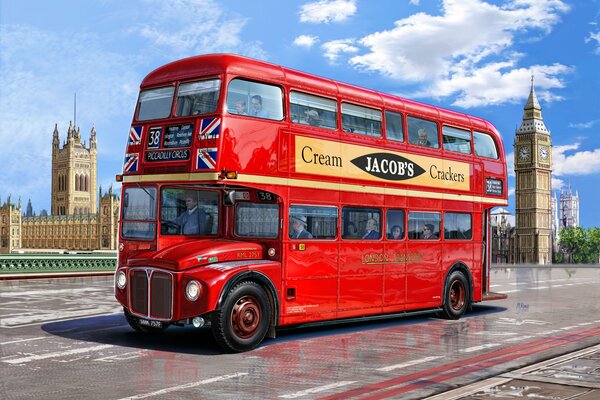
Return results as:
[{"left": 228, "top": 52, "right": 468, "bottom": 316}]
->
[
  {"left": 449, "top": 281, "right": 465, "bottom": 311},
  {"left": 231, "top": 296, "right": 261, "bottom": 338}
]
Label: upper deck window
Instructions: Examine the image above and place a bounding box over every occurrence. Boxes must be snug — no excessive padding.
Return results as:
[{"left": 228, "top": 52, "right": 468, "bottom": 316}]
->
[
  {"left": 290, "top": 91, "right": 337, "bottom": 130},
  {"left": 226, "top": 79, "right": 283, "bottom": 121},
  {"left": 407, "top": 116, "right": 439, "bottom": 148},
  {"left": 385, "top": 111, "right": 404, "bottom": 142},
  {"left": 137, "top": 87, "right": 175, "bottom": 121},
  {"left": 474, "top": 131, "right": 499, "bottom": 159},
  {"left": 443, "top": 126, "right": 472, "bottom": 154},
  {"left": 175, "top": 79, "right": 220, "bottom": 117},
  {"left": 342, "top": 103, "right": 382, "bottom": 137}
]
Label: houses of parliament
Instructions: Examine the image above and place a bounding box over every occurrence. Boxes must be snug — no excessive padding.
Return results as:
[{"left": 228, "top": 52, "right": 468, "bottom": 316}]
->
[{"left": 0, "top": 122, "right": 119, "bottom": 252}]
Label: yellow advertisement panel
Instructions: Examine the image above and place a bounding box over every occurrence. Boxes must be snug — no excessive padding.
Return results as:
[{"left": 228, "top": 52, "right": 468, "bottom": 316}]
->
[{"left": 295, "top": 136, "right": 470, "bottom": 191}]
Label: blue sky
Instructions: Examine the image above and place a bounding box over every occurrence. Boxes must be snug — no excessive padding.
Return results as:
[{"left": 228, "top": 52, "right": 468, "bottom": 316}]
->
[{"left": 0, "top": 0, "right": 599, "bottom": 226}]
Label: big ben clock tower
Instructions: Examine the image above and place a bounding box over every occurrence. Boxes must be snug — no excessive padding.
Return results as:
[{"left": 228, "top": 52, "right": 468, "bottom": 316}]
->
[{"left": 514, "top": 77, "right": 553, "bottom": 264}]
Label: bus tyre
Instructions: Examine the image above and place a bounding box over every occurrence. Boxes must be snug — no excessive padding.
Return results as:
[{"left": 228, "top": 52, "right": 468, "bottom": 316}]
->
[
  {"left": 212, "top": 281, "right": 271, "bottom": 353},
  {"left": 123, "top": 308, "right": 169, "bottom": 334},
  {"left": 440, "top": 271, "right": 470, "bottom": 320}
]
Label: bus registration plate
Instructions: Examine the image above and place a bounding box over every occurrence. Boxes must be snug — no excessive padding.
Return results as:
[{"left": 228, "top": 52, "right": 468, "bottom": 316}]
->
[{"left": 139, "top": 318, "right": 162, "bottom": 328}]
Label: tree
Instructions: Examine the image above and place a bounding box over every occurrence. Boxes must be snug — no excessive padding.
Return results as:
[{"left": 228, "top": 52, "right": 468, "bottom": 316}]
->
[{"left": 558, "top": 227, "right": 600, "bottom": 264}]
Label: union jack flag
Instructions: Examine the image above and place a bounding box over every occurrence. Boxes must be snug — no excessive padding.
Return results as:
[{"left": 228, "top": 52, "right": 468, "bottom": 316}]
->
[
  {"left": 196, "top": 148, "right": 217, "bottom": 170},
  {"left": 123, "top": 153, "right": 139, "bottom": 173},
  {"left": 128, "top": 126, "right": 142, "bottom": 145},
  {"left": 199, "top": 118, "right": 220, "bottom": 139}
]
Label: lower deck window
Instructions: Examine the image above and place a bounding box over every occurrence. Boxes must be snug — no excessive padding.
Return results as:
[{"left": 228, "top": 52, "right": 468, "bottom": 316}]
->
[
  {"left": 236, "top": 203, "right": 279, "bottom": 238},
  {"left": 408, "top": 212, "right": 440, "bottom": 240}
]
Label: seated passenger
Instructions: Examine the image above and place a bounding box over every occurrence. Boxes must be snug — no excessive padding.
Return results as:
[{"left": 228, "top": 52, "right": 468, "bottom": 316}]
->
[
  {"left": 388, "top": 225, "right": 403, "bottom": 240},
  {"left": 250, "top": 95, "right": 269, "bottom": 118},
  {"left": 290, "top": 215, "right": 313, "bottom": 239},
  {"left": 417, "top": 129, "right": 432, "bottom": 147},
  {"left": 233, "top": 100, "right": 247, "bottom": 115},
  {"left": 421, "top": 223, "right": 436, "bottom": 239},
  {"left": 362, "top": 218, "right": 380, "bottom": 239},
  {"left": 305, "top": 109, "right": 320, "bottom": 127}
]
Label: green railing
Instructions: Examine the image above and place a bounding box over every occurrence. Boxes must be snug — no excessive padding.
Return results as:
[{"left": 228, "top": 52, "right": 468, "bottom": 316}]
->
[{"left": 0, "top": 253, "right": 117, "bottom": 275}]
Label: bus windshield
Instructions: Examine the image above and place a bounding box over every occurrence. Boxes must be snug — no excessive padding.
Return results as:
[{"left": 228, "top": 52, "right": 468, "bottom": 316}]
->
[
  {"left": 160, "top": 188, "right": 219, "bottom": 236},
  {"left": 122, "top": 187, "right": 157, "bottom": 239},
  {"left": 137, "top": 87, "right": 175, "bottom": 121}
]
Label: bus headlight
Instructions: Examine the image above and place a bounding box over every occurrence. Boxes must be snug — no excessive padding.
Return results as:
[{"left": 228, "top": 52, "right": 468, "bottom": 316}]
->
[
  {"left": 116, "top": 271, "right": 127, "bottom": 290},
  {"left": 186, "top": 281, "right": 201, "bottom": 301}
]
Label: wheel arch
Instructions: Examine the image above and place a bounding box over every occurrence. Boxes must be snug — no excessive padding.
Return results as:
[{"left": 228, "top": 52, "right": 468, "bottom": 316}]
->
[
  {"left": 217, "top": 270, "right": 279, "bottom": 337},
  {"left": 443, "top": 262, "right": 474, "bottom": 305}
]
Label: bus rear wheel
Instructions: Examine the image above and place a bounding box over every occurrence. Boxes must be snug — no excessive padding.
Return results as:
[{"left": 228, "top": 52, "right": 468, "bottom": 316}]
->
[
  {"left": 211, "top": 281, "right": 271, "bottom": 353},
  {"left": 439, "top": 271, "right": 470, "bottom": 320}
]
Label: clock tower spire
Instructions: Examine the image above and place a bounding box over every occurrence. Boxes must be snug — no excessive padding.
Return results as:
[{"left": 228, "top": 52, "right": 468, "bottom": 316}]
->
[{"left": 514, "top": 75, "right": 553, "bottom": 264}]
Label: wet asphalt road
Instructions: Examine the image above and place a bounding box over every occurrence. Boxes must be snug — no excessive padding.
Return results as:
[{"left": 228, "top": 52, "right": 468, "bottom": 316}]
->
[{"left": 1, "top": 266, "right": 599, "bottom": 400}]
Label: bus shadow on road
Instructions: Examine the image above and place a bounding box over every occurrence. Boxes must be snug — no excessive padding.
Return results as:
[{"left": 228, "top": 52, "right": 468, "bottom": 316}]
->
[{"left": 41, "top": 305, "right": 506, "bottom": 355}]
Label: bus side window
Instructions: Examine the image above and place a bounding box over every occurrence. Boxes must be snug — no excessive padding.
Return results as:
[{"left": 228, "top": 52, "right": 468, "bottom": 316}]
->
[
  {"left": 443, "top": 126, "right": 472, "bottom": 154},
  {"left": 386, "top": 209, "right": 405, "bottom": 239},
  {"left": 408, "top": 211, "right": 440, "bottom": 239},
  {"left": 407, "top": 116, "right": 439, "bottom": 148},
  {"left": 289, "top": 205, "right": 337, "bottom": 239},
  {"left": 474, "top": 131, "right": 499, "bottom": 159},
  {"left": 290, "top": 91, "right": 337, "bottom": 130},
  {"left": 385, "top": 111, "right": 404, "bottom": 142},
  {"left": 342, "top": 207, "right": 381, "bottom": 240},
  {"left": 444, "top": 212, "right": 472, "bottom": 240},
  {"left": 226, "top": 79, "right": 283, "bottom": 121}
]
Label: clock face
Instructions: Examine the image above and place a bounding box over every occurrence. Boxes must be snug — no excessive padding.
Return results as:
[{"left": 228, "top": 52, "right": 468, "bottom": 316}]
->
[
  {"left": 539, "top": 146, "right": 549, "bottom": 161},
  {"left": 518, "top": 146, "right": 530, "bottom": 161}
]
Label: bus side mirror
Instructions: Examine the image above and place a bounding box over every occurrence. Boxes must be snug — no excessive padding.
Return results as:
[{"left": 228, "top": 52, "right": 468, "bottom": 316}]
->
[{"left": 224, "top": 190, "right": 236, "bottom": 206}]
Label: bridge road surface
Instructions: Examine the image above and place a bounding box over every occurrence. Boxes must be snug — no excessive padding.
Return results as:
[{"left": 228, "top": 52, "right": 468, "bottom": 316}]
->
[{"left": 1, "top": 266, "right": 599, "bottom": 400}]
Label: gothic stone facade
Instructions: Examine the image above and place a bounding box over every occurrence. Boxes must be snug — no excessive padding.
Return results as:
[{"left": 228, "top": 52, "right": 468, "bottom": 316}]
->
[{"left": 0, "top": 123, "right": 119, "bottom": 253}]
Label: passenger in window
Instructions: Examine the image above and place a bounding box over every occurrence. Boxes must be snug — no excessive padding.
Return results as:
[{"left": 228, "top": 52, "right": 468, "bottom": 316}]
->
[
  {"left": 234, "top": 100, "right": 247, "bottom": 115},
  {"left": 175, "top": 195, "right": 206, "bottom": 235},
  {"left": 417, "top": 129, "right": 432, "bottom": 147},
  {"left": 362, "top": 218, "right": 380, "bottom": 239},
  {"left": 344, "top": 222, "right": 359, "bottom": 238},
  {"left": 250, "top": 95, "right": 268, "bottom": 118},
  {"left": 290, "top": 215, "right": 313, "bottom": 239},
  {"left": 421, "top": 224, "right": 436, "bottom": 239},
  {"left": 388, "top": 225, "right": 403, "bottom": 240},
  {"left": 305, "top": 109, "right": 320, "bottom": 126}
]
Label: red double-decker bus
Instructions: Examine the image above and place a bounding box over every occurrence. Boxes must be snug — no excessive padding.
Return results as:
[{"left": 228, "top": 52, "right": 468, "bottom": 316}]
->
[{"left": 114, "top": 54, "right": 508, "bottom": 352}]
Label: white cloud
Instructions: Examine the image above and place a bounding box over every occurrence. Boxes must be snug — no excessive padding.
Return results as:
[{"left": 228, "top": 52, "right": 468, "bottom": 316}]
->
[
  {"left": 552, "top": 177, "right": 564, "bottom": 191},
  {"left": 585, "top": 31, "right": 600, "bottom": 54},
  {"left": 0, "top": 24, "right": 140, "bottom": 211},
  {"left": 299, "top": 0, "right": 357, "bottom": 24},
  {"left": 553, "top": 142, "right": 600, "bottom": 176},
  {"left": 568, "top": 120, "right": 599, "bottom": 129},
  {"left": 294, "top": 35, "right": 319, "bottom": 49},
  {"left": 508, "top": 187, "right": 515, "bottom": 197},
  {"left": 507, "top": 152, "right": 515, "bottom": 177},
  {"left": 322, "top": 39, "right": 359, "bottom": 63},
  {"left": 346, "top": 0, "right": 571, "bottom": 108},
  {"left": 136, "top": 0, "right": 266, "bottom": 59},
  {"left": 409, "top": 0, "right": 421, "bottom": 5}
]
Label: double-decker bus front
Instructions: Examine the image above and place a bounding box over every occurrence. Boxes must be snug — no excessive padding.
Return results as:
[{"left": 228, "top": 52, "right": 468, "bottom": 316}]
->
[{"left": 114, "top": 59, "right": 282, "bottom": 352}]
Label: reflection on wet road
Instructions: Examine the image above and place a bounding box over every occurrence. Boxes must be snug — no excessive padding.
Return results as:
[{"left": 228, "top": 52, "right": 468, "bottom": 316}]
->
[{"left": 1, "top": 266, "right": 599, "bottom": 399}]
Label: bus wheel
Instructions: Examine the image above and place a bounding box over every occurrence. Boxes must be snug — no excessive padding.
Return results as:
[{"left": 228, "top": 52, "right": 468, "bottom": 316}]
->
[
  {"left": 212, "top": 281, "right": 271, "bottom": 352},
  {"left": 439, "top": 271, "right": 470, "bottom": 320},
  {"left": 123, "top": 308, "right": 169, "bottom": 334}
]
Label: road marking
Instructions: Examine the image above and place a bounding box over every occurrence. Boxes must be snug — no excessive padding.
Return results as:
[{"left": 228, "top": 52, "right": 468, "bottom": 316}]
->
[
  {"left": 0, "top": 288, "right": 107, "bottom": 297},
  {"left": 279, "top": 381, "right": 358, "bottom": 399},
  {"left": 530, "top": 286, "right": 549, "bottom": 290},
  {"left": 95, "top": 351, "right": 143, "bottom": 363},
  {"left": 2, "top": 344, "right": 113, "bottom": 364},
  {"left": 118, "top": 372, "right": 249, "bottom": 399},
  {"left": 377, "top": 356, "right": 444, "bottom": 372},
  {"left": 0, "top": 336, "right": 46, "bottom": 345},
  {"left": 0, "top": 306, "right": 121, "bottom": 328},
  {"left": 460, "top": 343, "right": 502, "bottom": 353},
  {"left": 503, "top": 335, "right": 534, "bottom": 342}
]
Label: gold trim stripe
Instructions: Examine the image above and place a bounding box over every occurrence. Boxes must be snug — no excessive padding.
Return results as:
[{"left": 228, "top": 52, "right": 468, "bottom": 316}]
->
[{"left": 122, "top": 172, "right": 508, "bottom": 206}]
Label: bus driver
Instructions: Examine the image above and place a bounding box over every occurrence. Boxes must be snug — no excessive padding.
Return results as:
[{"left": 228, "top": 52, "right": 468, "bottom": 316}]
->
[{"left": 175, "top": 195, "right": 207, "bottom": 235}]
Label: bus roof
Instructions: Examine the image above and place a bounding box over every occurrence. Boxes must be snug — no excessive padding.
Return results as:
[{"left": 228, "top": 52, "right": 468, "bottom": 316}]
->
[{"left": 141, "top": 53, "right": 500, "bottom": 137}]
